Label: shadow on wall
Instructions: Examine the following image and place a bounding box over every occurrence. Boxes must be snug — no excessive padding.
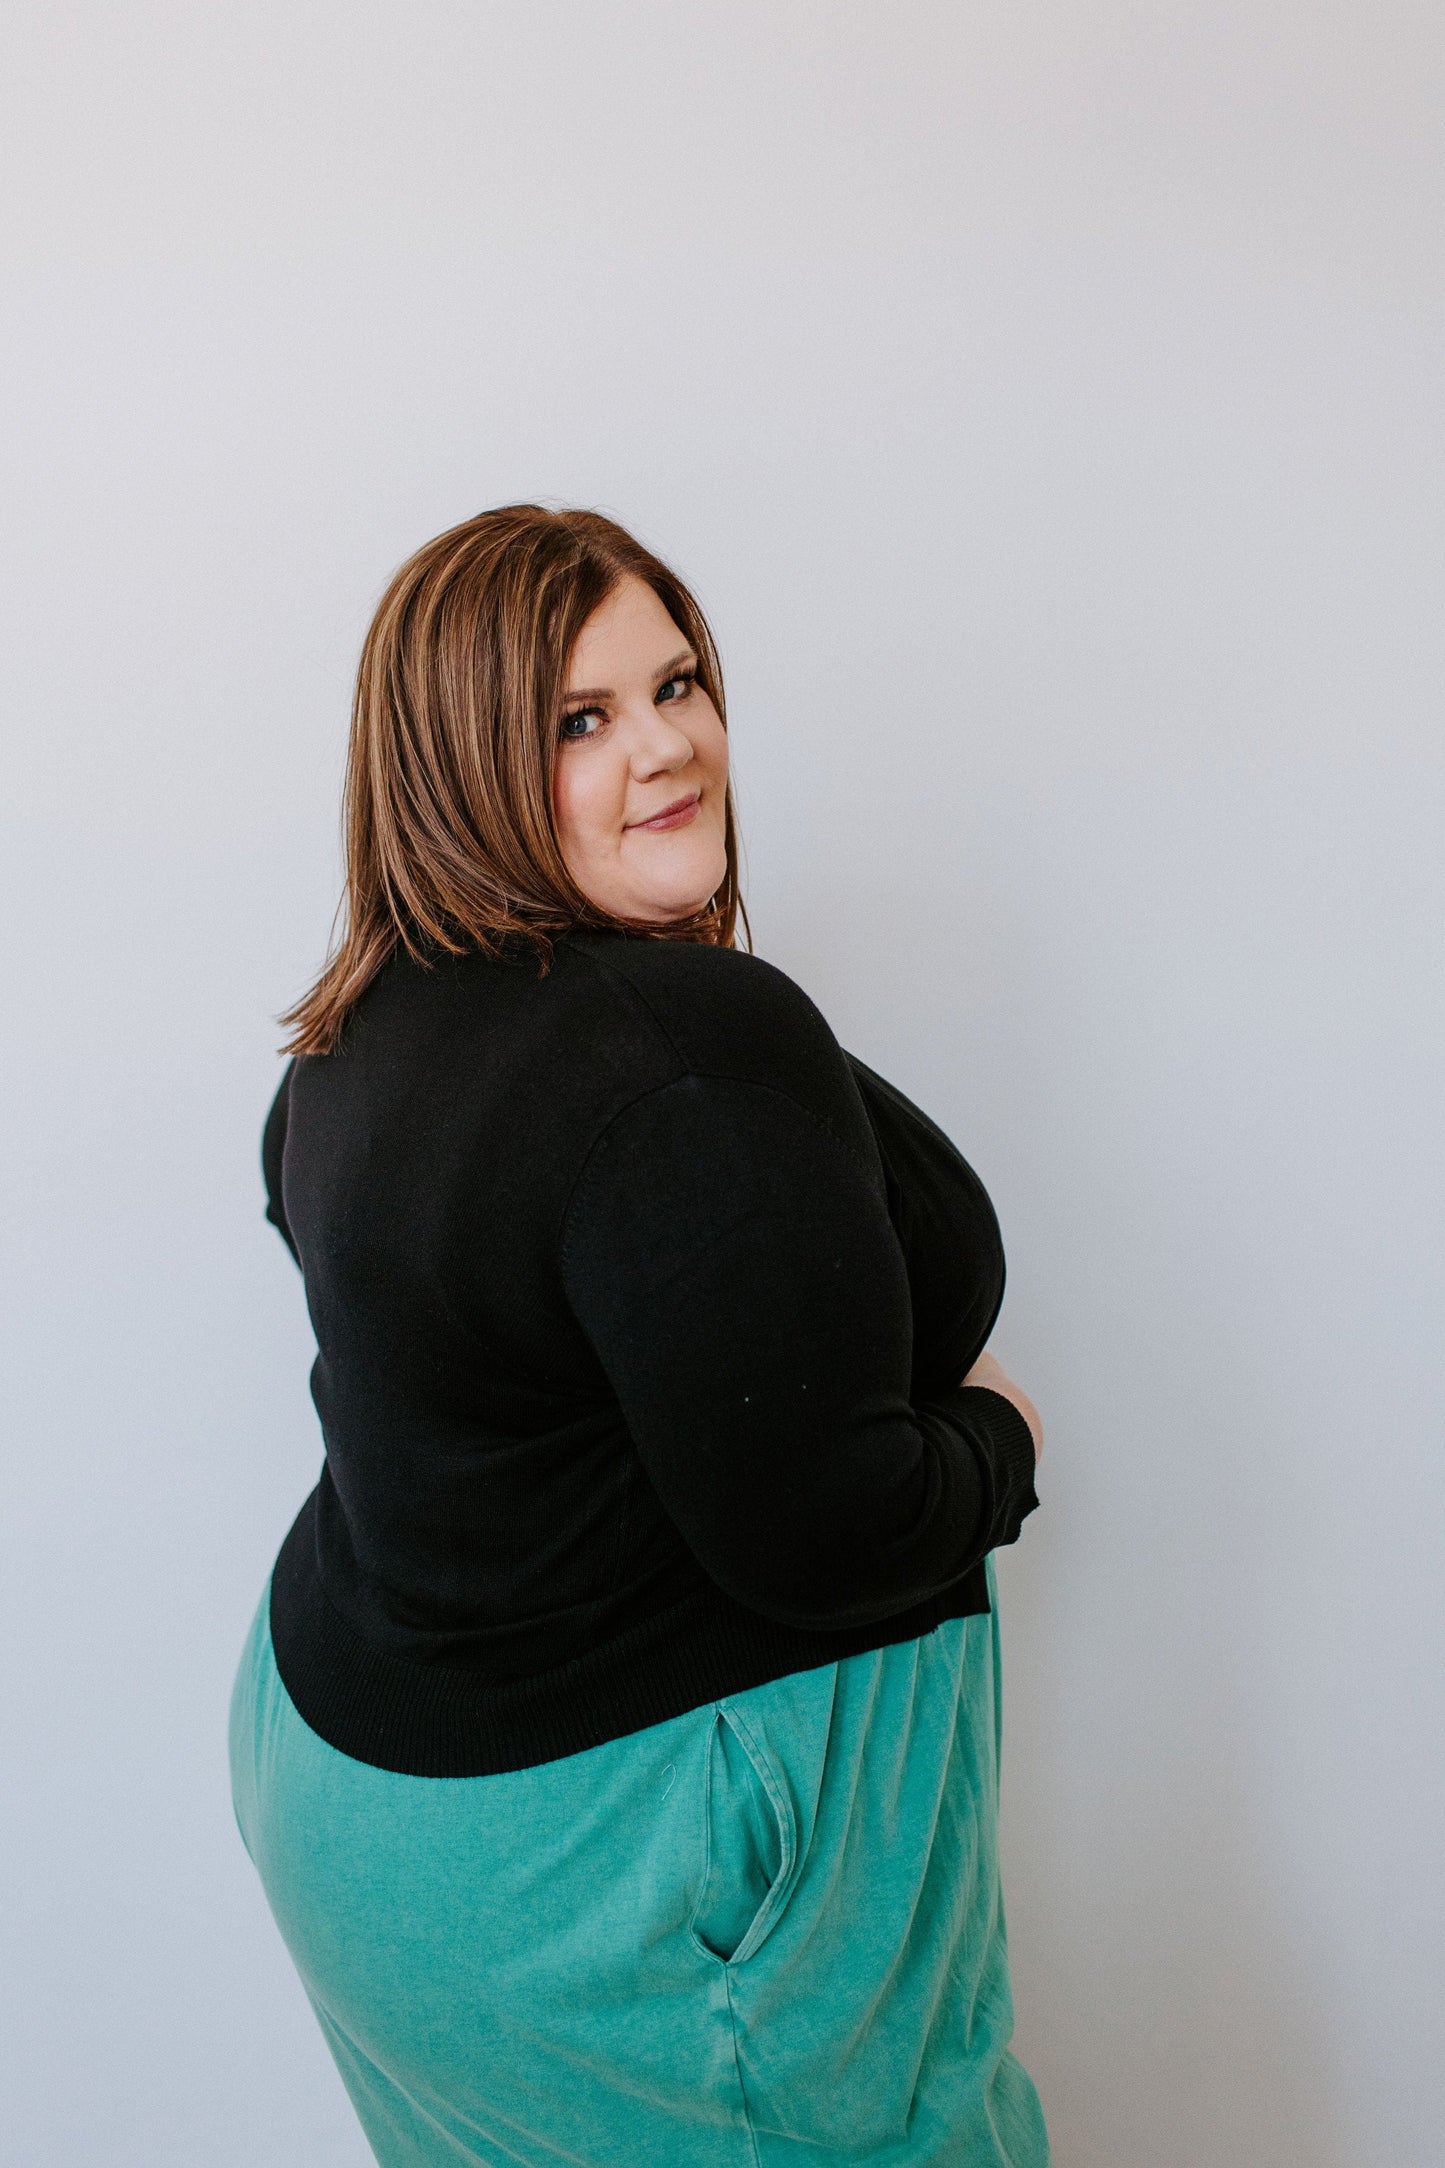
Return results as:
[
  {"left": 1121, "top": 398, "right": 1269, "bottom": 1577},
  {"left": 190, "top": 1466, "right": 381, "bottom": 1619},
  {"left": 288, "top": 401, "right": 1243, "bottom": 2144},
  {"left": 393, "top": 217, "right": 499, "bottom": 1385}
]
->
[
  {"left": 999, "top": 1517, "right": 1347, "bottom": 2168},
  {"left": 766, "top": 870, "right": 1352, "bottom": 2168}
]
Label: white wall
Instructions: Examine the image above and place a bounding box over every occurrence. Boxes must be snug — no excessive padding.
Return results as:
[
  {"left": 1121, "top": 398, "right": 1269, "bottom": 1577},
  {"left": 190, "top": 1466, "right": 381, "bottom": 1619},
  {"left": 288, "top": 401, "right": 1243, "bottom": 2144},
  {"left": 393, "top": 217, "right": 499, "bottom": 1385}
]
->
[{"left": 3, "top": 5, "right": 1441, "bottom": 2163}]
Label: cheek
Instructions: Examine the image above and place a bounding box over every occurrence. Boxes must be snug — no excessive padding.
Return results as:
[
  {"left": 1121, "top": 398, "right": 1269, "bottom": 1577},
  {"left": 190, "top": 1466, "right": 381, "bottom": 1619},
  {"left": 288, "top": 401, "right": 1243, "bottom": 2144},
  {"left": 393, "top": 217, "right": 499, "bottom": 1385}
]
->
[
  {"left": 553, "top": 752, "right": 621, "bottom": 860},
  {"left": 698, "top": 708, "right": 730, "bottom": 788}
]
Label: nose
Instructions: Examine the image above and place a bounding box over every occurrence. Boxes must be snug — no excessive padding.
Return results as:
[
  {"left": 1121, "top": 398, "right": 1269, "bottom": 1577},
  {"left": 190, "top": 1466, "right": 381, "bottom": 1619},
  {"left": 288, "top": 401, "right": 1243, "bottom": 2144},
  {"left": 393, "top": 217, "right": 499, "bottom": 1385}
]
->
[{"left": 627, "top": 702, "right": 693, "bottom": 780}]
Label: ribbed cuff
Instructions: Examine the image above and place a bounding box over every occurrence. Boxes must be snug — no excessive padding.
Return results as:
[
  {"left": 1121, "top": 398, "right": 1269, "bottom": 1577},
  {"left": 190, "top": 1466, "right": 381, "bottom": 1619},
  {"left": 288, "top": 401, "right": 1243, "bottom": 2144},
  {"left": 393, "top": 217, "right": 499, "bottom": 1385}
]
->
[{"left": 917, "top": 1382, "right": 1040, "bottom": 1553}]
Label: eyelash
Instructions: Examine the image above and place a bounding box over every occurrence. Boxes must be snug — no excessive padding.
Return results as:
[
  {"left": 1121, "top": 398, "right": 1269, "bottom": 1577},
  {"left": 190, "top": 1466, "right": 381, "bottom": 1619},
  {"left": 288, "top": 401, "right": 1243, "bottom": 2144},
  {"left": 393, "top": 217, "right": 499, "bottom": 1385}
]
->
[{"left": 560, "top": 669, "right": 697, "bottom": 740}]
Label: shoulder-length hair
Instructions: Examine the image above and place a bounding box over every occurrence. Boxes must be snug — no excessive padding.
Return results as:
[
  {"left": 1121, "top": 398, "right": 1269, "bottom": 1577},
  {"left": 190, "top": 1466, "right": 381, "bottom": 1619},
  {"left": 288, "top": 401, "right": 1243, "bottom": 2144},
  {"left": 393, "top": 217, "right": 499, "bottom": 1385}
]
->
[{"left": 279, "top": 505, "right": 749, "bottom": 1057}]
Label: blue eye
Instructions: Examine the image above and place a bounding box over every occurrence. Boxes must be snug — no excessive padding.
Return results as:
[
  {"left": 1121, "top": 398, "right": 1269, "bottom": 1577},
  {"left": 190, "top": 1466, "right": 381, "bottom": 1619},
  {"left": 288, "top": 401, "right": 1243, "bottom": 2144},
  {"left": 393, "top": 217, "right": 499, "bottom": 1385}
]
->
[
  {"left": 559, "top": 708, "right": 602, "bottom": 740},
  {"left": 658, "top": 672, "right": 695, "bottom": 704}
]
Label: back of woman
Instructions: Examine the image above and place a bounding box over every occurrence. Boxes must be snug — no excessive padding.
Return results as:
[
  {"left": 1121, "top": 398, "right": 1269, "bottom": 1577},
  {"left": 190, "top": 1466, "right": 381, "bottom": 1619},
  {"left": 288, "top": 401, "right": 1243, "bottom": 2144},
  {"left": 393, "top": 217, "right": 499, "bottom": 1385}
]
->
[{"left": 232, "top": 503, "right": 1050, "bottom": 2165}]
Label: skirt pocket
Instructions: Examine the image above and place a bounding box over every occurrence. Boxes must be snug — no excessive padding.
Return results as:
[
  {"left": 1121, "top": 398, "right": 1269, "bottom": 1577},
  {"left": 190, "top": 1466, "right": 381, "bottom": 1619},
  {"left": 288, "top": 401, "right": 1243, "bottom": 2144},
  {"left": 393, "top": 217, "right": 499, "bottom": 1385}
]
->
[{"left": 689, "top": 1703, "right": 797, "bottom": 1967}]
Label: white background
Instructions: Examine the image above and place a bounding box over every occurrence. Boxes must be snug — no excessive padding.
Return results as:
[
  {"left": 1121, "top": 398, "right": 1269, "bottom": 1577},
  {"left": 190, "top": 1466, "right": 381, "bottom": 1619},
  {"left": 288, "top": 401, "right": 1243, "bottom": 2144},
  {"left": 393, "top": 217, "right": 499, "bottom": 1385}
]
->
[{"left": 2, "top": 5, "right": 1442, "bottom": 2163}]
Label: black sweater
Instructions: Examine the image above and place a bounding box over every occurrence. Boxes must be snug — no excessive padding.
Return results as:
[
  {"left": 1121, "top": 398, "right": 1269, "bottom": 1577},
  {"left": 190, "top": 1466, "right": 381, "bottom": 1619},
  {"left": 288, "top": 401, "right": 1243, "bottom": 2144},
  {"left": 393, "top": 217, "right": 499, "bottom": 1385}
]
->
[{"left": 262, "top": 928, "right": 1038, "bottom": 1776}]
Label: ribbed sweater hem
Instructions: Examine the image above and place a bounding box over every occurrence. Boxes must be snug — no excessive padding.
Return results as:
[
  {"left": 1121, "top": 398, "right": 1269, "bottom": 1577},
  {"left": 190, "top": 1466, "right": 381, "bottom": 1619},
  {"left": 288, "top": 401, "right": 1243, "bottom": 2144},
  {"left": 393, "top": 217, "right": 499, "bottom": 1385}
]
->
[{"left": 268, "top": 1490, "right": 994, "bottom": 1778}]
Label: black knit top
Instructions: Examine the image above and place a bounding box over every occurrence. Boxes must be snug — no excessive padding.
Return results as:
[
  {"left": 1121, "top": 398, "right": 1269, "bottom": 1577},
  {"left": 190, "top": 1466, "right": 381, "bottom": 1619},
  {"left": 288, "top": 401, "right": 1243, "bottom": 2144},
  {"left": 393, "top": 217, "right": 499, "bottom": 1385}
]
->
[{"left": 262, "top": 928, "right": 1038, "bottom": 1776}]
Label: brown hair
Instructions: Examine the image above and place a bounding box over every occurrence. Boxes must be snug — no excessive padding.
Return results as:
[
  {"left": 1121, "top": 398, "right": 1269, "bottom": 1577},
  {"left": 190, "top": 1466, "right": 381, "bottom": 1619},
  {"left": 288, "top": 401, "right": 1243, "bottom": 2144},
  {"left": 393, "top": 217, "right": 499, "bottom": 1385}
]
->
[{"left": 279, "top": 505, "right": 749, "bottom": 1056}]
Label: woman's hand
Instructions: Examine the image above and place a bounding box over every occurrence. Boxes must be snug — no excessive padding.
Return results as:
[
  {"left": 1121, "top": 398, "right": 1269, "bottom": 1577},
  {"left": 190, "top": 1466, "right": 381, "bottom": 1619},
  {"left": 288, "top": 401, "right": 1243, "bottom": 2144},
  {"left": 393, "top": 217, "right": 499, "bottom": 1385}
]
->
[{"left": 961, "top": 1350, "right": 1043, "bottom": 1466}]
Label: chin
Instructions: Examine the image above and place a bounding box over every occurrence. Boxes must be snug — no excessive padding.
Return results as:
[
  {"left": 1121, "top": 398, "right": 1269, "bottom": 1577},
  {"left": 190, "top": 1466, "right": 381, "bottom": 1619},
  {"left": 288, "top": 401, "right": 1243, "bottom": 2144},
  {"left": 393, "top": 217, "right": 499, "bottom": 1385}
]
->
[
  {"left": 631, "top": 845, "right": 726, "bottom": 924},
  {"left": 635, "top": 889, "right": 718, "bottom": 924}
]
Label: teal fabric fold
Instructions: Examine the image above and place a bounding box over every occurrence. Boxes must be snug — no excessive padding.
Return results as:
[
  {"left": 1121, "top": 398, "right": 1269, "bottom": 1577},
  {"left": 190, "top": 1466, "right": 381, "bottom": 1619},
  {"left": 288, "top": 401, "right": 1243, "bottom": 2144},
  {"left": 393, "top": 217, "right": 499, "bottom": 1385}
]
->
[{"left": 230, "top": 1563, "right": 1048, "bottom": 2167}]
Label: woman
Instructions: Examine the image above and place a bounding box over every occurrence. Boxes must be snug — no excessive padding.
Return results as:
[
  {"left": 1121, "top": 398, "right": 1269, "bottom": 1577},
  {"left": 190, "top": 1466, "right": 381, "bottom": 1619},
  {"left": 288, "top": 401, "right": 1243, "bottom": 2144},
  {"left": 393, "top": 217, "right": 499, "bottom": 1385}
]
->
[{"left": 231, "top": 505, "right": 1050, "bottom": 2167}]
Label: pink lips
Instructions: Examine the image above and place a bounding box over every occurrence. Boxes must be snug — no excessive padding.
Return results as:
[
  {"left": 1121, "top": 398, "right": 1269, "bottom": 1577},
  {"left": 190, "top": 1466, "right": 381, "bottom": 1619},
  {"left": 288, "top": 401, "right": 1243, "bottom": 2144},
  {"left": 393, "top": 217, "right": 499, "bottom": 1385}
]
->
[{"left": 629, "top": 792, "right": 700, "bottom": 832}]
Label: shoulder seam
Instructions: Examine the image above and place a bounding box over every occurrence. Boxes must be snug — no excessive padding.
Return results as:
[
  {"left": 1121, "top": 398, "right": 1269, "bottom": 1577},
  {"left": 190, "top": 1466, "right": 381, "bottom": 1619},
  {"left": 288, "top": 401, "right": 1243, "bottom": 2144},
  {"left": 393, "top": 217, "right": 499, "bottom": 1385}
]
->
[
  {"left": 559, "top": 940, "right": 693, "bottom": 1072},
  {"left": 557, "top": 1068, "right": 883, "bottom": 1281},
  {"left": 564, "top": 939, "right": 829, "bottom": 1078}
]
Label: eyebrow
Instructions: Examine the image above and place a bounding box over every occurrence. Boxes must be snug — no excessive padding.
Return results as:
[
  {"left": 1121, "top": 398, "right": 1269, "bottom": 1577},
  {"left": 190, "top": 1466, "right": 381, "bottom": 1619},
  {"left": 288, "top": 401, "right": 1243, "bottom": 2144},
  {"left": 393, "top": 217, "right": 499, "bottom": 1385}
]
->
[{"left": 560, "top": 649, "right": 697, "bottom": 707}]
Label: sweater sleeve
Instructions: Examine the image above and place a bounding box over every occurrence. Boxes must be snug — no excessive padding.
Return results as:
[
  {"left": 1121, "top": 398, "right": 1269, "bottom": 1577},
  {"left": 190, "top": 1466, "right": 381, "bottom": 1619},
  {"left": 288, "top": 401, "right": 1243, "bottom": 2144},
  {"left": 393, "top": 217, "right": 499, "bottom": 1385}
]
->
[
  {"left": 262, "top": 1061, "right": 301, "bottom": 1268},
  {"left": 559, "top": 1069, "right": 1038, "bottom": 1632}
]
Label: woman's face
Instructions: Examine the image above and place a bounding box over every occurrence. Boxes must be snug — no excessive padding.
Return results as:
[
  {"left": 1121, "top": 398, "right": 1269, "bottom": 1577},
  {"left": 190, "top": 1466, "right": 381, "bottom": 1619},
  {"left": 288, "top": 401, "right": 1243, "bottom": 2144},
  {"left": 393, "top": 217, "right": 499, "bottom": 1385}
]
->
[{"left": 552, "top": 574, "right": 730, "bottom": 923}]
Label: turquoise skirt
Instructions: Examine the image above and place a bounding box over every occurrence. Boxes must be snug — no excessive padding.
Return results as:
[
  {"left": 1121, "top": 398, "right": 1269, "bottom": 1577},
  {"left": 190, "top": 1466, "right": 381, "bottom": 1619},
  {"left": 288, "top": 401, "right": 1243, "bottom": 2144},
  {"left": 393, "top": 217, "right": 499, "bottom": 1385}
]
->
[{"left": 229, "top": 1564, "right": 1048, "bottom": 2166}]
